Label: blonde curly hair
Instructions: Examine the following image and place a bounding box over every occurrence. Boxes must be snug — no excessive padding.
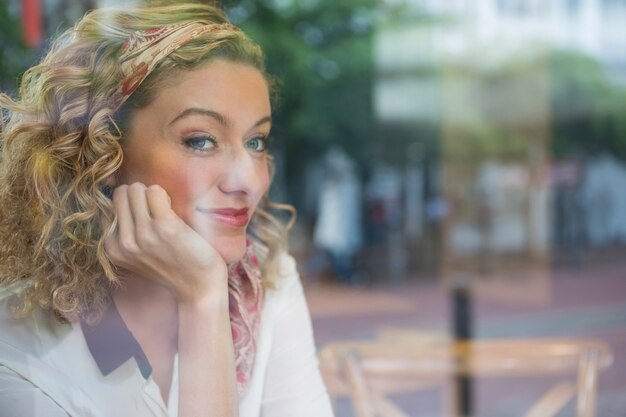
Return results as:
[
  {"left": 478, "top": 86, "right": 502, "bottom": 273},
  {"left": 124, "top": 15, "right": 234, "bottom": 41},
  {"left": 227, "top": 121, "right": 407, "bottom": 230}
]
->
[{"left": 0, "top": 2, "right": 294, "bottom": 321}]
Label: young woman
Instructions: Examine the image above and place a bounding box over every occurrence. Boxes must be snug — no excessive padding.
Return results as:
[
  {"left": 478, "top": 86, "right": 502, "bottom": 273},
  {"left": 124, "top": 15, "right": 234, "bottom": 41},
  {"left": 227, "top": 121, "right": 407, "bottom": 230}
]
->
[{"left": 0, "top": 2, "right": 334, "bottom": 416}]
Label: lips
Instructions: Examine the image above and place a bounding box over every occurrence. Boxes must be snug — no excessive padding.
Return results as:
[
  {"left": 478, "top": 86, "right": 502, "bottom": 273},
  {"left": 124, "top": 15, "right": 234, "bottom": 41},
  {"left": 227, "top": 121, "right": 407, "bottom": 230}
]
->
[{"left": 197, "top": 207, "right": 249, "bottom": 228}]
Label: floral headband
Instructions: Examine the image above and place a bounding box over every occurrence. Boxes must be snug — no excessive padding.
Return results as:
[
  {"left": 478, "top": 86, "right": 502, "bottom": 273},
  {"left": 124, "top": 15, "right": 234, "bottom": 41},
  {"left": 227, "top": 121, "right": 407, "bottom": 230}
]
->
[{"left": 112, "top": 21, "right": 237, "bottom": 108}]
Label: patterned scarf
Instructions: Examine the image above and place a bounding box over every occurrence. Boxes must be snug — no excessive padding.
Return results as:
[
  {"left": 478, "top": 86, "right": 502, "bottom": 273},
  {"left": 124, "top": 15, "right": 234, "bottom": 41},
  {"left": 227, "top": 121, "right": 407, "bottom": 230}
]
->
[
  {"left": 228, "top": 240, "right": 264, "bottom": 394},
  {"left": 113, "top": 21, "right": 238, "bottom": 109}
]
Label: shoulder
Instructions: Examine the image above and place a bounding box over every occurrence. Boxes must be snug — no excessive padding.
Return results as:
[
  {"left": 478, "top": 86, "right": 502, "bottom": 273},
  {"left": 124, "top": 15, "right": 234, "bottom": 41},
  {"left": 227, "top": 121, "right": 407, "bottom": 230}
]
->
[
  {"left": 0, "top": 282, "right": 74, "bottom": 362},
  {"left": 0, "top": 286, "right": 102, "bottom": 416},
  {"left": 269, "top": 251, "right": 303, "bottom": 293},
  {"left": 0, "top": 283, "right": 39, "bottom": 347},
  {"left": 262, "top": 251, "right": 307, "bottom": 313},
  {"left": 276, "top": 251, "right": 298, "bottom": 279}
]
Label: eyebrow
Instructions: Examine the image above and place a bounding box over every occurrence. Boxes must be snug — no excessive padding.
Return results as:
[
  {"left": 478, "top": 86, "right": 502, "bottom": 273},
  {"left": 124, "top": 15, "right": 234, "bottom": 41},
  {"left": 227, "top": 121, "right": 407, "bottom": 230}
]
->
[{"left": 168, "top": 107, "right": 271, "bottom": 130}]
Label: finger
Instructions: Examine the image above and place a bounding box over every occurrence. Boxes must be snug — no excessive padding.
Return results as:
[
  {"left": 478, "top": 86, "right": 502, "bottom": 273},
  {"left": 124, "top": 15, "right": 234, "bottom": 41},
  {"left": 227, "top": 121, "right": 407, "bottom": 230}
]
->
[
  {"left": 146, "top": 184, "right": 173, "bottom": 220},
  {"left": 103, "top": 236, "right": 132, "bottom": 274},
  {"left": 127, "top": 182, "right": 152, "bottom": 230},
  {"left": 103, "top": 232, "right": 122, "bottom": 264},
  {"left": 112, "top": 184, "right": 137, "bottom": 252}
]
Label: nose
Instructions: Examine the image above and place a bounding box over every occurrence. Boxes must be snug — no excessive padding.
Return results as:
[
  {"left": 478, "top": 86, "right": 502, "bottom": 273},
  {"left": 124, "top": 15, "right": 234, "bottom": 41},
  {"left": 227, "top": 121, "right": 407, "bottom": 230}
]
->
[{"left": 218, "top": 147, "right": 268, "bottom": 198}]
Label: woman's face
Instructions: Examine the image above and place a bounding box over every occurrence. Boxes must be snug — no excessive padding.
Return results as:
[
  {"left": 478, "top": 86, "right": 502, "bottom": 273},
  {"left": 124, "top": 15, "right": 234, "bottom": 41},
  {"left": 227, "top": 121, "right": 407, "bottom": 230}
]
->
[{"left": 118, "top": 59, "right": 271, "bottom": 263}]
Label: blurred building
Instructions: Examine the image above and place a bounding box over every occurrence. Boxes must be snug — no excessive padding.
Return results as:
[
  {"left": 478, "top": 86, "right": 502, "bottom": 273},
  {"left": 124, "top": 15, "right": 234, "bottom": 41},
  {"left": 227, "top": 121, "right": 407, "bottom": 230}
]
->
[
  {"left": 422, "top": 0, "right": 624, "bottom": 72},
  {"left": 373, "top": 0, "right": 626, "bottom": 277},
  {"left": 375, "top": 0, "right": 626, "bottom": 125}
]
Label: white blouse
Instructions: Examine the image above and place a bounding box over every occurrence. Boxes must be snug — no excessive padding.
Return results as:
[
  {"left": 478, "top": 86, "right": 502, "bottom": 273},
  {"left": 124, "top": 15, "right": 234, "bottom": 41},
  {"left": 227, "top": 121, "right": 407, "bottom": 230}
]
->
[{"left": 0, "top": 253, "right": 334, "bottom": 417}]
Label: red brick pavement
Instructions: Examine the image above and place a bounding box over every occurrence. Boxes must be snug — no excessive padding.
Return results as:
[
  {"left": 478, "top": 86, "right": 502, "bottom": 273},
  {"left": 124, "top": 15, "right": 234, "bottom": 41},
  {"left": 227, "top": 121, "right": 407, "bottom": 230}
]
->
[{"left": 304, "top": 258, "right": 626, "bottom": 416}]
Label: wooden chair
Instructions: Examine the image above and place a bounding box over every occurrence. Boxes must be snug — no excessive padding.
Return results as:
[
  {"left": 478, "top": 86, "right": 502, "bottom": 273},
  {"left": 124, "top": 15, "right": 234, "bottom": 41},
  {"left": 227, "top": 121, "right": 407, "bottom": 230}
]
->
[{"left": 319, "top": 336, "right": 614, "bottom": 417}]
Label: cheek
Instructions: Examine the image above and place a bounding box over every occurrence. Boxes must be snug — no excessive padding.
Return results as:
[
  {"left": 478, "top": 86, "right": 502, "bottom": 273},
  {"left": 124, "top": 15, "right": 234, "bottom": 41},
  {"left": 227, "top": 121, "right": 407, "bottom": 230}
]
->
[
  {"left": 122, "top": 153, "right": 211, "bottom": 222},
  {"left": 253, "top": 164, "right": 271, "bottom": 205},
  {"left": 163, "top": 165, "right": 213, "bottom": 219}
]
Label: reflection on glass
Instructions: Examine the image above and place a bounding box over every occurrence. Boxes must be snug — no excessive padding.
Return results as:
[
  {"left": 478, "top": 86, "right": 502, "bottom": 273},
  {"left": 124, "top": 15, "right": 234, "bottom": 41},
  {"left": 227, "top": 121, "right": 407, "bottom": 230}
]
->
[{"left": 1, "top": 0, "right": 625, "bottom": 416}]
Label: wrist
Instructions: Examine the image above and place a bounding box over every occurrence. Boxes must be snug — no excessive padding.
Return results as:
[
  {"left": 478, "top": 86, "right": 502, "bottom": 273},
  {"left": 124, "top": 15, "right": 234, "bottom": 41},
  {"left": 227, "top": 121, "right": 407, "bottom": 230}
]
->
[
  {"left": 178, "top": 289, "right": 230, "bottom": 315},
  {"left": 175, "top": 263, "right": 229, "bottom": 308}
]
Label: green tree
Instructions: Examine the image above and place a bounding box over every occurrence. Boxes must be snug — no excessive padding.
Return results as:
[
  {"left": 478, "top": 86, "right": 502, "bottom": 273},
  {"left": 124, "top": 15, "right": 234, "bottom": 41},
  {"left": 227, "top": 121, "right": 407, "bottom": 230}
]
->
[
  {"left": 0, "top": 2, "right": 37, "bottom": 93},
  {"left": 549, "top": 50, "right": 626, "bottom": 161}
]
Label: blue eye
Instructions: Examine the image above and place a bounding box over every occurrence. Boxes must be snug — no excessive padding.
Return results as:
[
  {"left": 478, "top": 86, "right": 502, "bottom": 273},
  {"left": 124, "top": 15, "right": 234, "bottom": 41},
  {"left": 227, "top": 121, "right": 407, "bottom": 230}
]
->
[
  {"left": 246, "top": 136, "right": 269, "bottom": 152},
  {"left": 184, "top": 135, "right": 216, "bottom": 151}
]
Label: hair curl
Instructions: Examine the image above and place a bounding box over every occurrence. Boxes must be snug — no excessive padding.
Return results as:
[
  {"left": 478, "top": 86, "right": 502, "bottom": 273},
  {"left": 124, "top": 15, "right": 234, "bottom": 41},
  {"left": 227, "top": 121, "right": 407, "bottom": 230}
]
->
[{"left": 0, "top": 1, "right": 295, "bottom": 322}]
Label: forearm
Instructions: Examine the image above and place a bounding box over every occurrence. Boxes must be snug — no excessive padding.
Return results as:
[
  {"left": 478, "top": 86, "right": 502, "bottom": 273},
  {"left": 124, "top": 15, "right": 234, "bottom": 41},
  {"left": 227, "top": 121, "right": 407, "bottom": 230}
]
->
[{"left": 177, "top": 295, "right": 239, "bottom": 417}]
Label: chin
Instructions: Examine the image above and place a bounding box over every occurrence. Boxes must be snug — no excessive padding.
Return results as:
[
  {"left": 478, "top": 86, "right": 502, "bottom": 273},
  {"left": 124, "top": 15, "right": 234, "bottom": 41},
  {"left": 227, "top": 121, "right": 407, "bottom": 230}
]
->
[{"left": 213, "top": 236, "right": 248, "bottom": 264}]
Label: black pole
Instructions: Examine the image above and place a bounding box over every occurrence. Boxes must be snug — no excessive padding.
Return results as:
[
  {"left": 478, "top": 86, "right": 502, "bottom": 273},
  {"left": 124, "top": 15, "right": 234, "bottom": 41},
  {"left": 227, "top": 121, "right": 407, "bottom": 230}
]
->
[{"left": 452, "top": 275, "right": 473, "bottom": 417}]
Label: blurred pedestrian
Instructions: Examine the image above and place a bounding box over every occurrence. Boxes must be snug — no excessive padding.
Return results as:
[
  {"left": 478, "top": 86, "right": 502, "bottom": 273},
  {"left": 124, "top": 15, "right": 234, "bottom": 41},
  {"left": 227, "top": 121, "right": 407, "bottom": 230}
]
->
[{"left": 312, "top": 147, "right": 363, "bottom": 285}]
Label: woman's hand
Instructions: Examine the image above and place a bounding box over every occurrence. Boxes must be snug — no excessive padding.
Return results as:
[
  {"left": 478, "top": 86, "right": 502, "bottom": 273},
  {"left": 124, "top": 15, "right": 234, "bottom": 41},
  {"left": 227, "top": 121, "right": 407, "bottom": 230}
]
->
[
  {"left": 105, "top": 183, "right": 240, "bottom": 416},
  {"left": 104, "top": 182, "right": 228, "bottom": 305}
]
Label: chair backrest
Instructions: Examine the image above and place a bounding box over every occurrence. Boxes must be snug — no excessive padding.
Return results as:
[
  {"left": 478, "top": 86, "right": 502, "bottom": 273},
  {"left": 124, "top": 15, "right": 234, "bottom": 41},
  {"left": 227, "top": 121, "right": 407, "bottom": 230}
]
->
[{"left": 319, "top": 337, "right": 614, "bottom": 417}]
